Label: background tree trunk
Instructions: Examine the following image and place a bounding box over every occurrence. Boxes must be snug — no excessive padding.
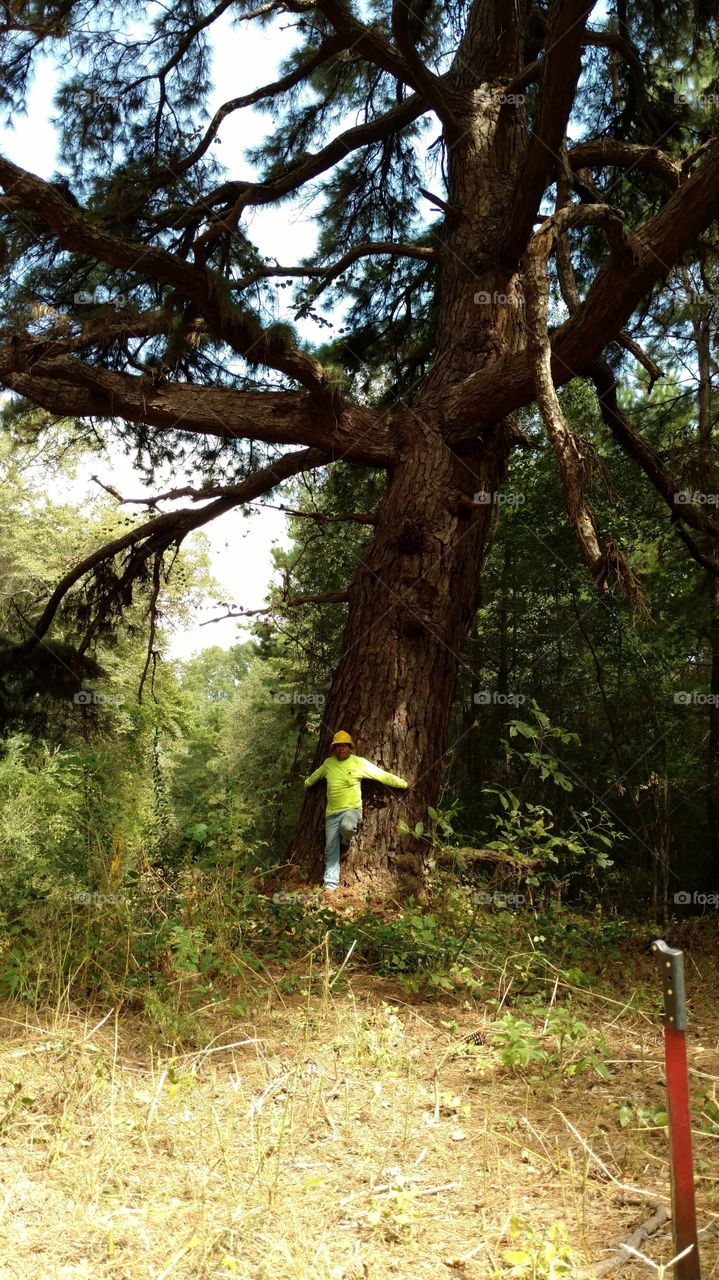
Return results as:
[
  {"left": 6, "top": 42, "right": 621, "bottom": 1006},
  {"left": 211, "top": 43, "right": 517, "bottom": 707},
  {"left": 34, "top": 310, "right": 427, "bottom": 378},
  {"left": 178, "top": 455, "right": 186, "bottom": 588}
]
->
[{"left": 691, "top": 297, "right": 719, "bottom": 874}]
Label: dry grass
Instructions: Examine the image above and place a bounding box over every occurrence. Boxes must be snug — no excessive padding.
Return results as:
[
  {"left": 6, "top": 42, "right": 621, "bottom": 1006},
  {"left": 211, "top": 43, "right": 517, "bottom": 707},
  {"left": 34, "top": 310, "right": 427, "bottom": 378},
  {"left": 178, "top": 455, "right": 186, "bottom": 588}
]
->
[{"left": 0, "top": 953, "right": 717, "bottom": 1279}]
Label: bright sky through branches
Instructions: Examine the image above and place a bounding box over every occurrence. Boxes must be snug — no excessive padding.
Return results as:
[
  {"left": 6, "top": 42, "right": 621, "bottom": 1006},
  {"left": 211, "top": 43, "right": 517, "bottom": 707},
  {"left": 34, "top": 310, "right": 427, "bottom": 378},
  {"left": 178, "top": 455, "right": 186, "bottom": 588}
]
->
[{"left": 0, "top": 9, "right": 333, "bottom": 659}]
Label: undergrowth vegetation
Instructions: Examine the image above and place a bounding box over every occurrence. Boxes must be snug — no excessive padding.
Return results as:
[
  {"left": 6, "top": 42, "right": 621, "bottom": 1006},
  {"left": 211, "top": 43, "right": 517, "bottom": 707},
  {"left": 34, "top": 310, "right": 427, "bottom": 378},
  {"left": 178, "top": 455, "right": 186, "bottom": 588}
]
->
[{"left": 0, "top": 842, "right": 662, "bottom": 1054}]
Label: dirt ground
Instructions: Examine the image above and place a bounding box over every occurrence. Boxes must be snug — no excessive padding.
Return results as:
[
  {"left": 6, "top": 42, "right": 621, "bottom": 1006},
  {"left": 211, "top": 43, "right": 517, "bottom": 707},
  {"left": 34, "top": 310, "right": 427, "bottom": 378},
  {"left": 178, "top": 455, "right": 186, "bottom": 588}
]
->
[{"left": 0, "top": 953, "right": 717, "bottom": 1279}]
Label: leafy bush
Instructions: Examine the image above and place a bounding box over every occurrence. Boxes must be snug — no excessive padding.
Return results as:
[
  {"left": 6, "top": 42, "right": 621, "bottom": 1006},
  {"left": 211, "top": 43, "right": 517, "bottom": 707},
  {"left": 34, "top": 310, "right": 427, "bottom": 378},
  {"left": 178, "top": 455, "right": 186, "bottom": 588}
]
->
[{"left": 0, "top": 736, "right": 85, "bottom": 918}]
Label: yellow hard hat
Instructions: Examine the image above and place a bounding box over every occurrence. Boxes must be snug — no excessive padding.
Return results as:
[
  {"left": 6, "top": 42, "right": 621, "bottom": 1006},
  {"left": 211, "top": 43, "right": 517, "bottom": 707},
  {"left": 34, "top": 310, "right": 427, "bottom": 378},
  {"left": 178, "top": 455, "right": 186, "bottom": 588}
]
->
[{"left": 331, "top": 730, "right": 354, "bottom": 746}]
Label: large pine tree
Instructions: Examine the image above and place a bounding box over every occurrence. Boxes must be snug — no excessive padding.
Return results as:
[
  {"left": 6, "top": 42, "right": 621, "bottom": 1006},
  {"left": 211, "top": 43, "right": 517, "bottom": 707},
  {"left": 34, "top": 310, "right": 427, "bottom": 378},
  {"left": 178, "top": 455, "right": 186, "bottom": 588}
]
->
[{"left": 1, "top": 0, "right": 718, "bottom": 891}]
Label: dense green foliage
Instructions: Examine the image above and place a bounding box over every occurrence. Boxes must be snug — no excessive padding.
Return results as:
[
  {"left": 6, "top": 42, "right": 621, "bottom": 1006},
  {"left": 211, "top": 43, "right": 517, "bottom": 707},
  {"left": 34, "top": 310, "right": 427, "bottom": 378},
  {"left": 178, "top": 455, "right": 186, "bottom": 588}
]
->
[{"left": 3, "top": 363, "right": 718, "bottom": 967}]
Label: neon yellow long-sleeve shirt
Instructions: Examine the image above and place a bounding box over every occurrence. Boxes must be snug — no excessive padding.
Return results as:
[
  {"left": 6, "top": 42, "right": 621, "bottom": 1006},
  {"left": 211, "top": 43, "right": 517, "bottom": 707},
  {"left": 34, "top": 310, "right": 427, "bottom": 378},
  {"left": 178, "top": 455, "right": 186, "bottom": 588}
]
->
[{"left": 304, "top": 753, "right": 408, "bottom": 816}]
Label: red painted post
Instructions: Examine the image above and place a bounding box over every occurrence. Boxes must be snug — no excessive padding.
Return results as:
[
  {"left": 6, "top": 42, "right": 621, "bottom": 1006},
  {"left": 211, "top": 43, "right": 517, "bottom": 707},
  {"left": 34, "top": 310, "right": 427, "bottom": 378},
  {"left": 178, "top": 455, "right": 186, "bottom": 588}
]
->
[{"left": 652, "top": 940, "right": 701, "bottom": 1280}]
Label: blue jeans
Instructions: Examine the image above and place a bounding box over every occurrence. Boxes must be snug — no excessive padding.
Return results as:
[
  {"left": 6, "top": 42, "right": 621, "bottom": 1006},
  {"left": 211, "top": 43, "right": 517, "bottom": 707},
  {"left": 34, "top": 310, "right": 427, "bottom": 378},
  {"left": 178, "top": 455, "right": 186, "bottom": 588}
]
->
[{"left": 324, "top": 807, "right": 362, "bottom": 888}]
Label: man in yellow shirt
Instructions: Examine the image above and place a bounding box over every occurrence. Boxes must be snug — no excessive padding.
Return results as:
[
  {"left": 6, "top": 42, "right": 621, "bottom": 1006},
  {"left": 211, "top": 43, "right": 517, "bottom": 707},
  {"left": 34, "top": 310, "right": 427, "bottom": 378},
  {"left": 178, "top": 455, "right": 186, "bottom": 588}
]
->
[{"left": 304, "top": 730, "right": 409, "bottom": 889}]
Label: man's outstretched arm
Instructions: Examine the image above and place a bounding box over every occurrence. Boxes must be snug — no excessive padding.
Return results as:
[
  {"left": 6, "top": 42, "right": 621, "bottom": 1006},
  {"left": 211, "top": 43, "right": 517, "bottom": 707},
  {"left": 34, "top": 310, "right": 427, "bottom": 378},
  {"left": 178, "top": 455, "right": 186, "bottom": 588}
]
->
[{"left": 355, "top": 757, "right": 408, "bottom": 788}]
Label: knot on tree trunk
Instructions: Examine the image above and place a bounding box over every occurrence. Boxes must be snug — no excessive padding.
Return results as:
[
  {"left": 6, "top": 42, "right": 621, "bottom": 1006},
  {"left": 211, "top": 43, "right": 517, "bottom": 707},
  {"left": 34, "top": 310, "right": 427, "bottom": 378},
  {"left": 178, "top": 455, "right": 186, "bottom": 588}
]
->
[
  {"left": 393, "top": 518, "right": 431, "bottom": 554},
  {"left": 361, "top": 779, "right": 395, "bottom": 810},
  {"left": 398, "top": 609, "right": 434, "bottom": 638}
]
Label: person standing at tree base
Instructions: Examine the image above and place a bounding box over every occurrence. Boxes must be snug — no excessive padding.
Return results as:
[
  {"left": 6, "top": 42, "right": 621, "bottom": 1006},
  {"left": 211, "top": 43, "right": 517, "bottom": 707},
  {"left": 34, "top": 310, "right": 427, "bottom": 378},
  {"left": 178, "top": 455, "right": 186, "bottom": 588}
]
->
[{"left": 304, "top": 730, "right": 409, "bottom": 889}]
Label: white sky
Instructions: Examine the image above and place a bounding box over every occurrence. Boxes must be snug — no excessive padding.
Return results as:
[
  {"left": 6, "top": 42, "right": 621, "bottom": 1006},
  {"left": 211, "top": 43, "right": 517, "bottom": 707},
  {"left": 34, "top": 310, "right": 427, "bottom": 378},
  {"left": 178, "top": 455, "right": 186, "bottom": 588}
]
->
[{"left": 0, "top": 11, "right": 331, "bottom": 660}]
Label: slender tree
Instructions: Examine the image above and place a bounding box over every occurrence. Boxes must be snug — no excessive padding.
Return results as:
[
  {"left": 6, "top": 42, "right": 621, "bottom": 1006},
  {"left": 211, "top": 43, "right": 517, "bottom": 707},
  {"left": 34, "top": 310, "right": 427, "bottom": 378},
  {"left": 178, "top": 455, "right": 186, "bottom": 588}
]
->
[{"left": 1, "top": 0, "right": 718, "bottom": 890}]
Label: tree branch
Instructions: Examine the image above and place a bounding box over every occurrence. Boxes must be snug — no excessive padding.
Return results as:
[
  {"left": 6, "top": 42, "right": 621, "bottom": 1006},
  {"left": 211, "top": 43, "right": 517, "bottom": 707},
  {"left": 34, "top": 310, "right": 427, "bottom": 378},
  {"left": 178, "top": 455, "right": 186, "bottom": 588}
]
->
[
  {"left": 553, "top": 157, "right": 663, "bottom": 389},
  {"left": 552, "top": 137, "right": 719, "bottom": 378},
  {"left": 0, "top": 350, "right": 396, "bottom": 463},
  {"left": 231, "top": 240, "right": 436, "bottom": 297},
  {"left": 529, "top": 201, "right": 629, "bottom": 261},
  {"left": 0, "top": 447, "right": 330, "bottom": 672},
  {"left": 0, "top": 311, "right": 175, "bottom": 363},
  {"left": 0, "top": 156, "right": 334, "bottom": 401},
  {"left": 157, "top": 92, "right": 428, "bottom": 228},
  {"left": 203, "top": 588, "right": 351, "bottom": 623},
  {"left": 313, "top": 0, "right": 421, "bottom": 92},
  {"left": 568, "top": 139, "right": 680, "bottom": 190},
  {"left": 589, "top": 356, "right": 719, "bottom": 552},
  {"left": 263, "top": 503, "right": 377, "bottom": 525},
  {"left": 614, "top": 332, "right": 663, "bottom": 389},
  {"left": 671, "top": 519, "right": 719, "bottom": 578},
  {"left": 522, "top": 204, "right": 633, "bottom": 589},
  {"left": 553, "top": 147, "right": 582, "bottom": 311},
  {"left": 391, "top": 0, "right": 461, "bottom": 133},
  {"left": 444, "top": 139, "right": 719, "bottom": 441},
  {"left": 90, "top": 476, "right": 378, "bottom": 525},
  {"left": 151, "top": 34, "right": 348, "bottom": 184},
  {"left": 502, "top": 0, "right": 596, "bottom": 262}
]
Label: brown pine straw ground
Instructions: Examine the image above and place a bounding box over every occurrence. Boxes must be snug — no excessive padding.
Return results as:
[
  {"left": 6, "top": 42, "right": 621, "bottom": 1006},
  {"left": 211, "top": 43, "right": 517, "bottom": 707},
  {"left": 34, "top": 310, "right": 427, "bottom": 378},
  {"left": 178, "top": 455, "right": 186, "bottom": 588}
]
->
[{"left": 0, "top": 938, "right": 717, "bottom": 1279}]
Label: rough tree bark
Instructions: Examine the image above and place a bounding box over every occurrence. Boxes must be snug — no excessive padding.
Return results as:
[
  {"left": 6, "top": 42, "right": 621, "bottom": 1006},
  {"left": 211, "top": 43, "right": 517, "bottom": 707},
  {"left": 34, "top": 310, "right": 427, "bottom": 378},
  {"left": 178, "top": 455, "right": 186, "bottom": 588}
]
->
[{"left": 290, "top": 426, "right": 515, "bottom": 892}]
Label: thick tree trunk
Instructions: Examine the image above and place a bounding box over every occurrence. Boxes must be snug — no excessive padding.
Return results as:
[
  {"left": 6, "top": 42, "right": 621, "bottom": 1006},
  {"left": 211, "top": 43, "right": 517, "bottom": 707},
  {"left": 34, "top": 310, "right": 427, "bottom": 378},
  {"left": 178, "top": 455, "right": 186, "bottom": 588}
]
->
[
  {"left": 287, "top": 419, "right": 515, "bottom": 894},
  {"left": 288, "top": 7, "right": 530, "bottom": 896}
]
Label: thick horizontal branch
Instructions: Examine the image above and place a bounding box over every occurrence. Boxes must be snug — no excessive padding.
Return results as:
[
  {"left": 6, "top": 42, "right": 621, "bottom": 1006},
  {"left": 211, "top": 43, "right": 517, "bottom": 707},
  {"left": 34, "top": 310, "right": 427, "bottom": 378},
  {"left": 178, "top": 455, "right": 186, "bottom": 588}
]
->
[
  {"left": 0, "top": 447, "right": 329, "bottom": 672},
  {"left": 0, "top": 156, "right": 333, "bottom": 400},
  {"left": 568, "top": 139, "right": 680, "bottom": 189},
  {"left": 0, "top": 351, "right": 396, "bottom": 464}
]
